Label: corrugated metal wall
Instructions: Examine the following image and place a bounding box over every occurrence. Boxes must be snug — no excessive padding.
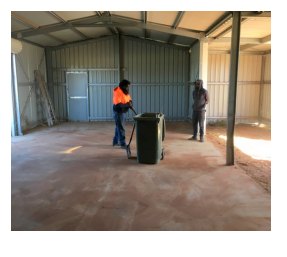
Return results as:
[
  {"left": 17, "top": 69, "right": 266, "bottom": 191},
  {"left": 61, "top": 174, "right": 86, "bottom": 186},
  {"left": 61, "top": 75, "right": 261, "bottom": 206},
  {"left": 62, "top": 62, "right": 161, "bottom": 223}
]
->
[
  {"left": 46, "top": 35, "right": 270, "bottom": 123},
  {"left": 188, "top": 41, "right": 200, "bottom": 118},
  {"left": 260, "top": 54, "right": 271, "bottom": 121},
  {"left": 46, "top": 37, "right": 119, "bottom": 121},
  {"left": 46, "top": 36, "right": 189, "bottom": 121},
  {"left": 15, "top": 41, "right": 46, "bottom": 130},
  {"left": 207, "top": 53, "right": 271, "bottom": 123},
  {"left": 207, "top": 54, "right": 230, "bottom": 119},
  {"left": 123, "top": 37, "right": 189, "bottom": 120}
]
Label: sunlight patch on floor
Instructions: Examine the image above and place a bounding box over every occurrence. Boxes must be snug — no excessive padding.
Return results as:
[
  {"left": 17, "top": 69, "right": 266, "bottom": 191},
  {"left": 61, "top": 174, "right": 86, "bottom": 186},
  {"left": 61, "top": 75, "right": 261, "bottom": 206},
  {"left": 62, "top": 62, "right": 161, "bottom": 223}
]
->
[
  {"left": 219, "top": 135, "right": 271, "bottom": 161},
  {"left": 60, "top": 146, "right": 82, "bottom": 154}
]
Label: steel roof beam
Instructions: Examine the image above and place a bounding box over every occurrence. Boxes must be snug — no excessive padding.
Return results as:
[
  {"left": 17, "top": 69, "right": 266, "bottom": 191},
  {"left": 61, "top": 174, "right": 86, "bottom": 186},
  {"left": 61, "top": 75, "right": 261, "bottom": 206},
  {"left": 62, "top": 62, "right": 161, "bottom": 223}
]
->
[
  {"left": 241, "top": 11, "right": 271, "bottom": 18},
  {"left": 168, "top": 11, "right": 185, "bottom": 44},
  {"left": 209, "top": 35, "right": 271, "bottom": 45},
  {"left": 205, "top": 12, "right": 232, "bottom": 37},
  {"left": 209, "top": 37, "right": 261, "bottom": 44},
  {"left": 261, "top": 35, "right": 271, "bottom": 43},
  {"left": 240, "top": 44, "right": 257, "bottom": 51},
  {"left": 11, "top": 12, "right": 38, "bottom": 29},
  {"left": 12, "top": 12, "right": 67, "bottom": 44},
  {"left": 49, "top": 11, "right": 89, "bottom": 40},
  {"left": 106, "top": 11, "right": 119, "bottom": 35},
  {"left": 239, "top": 34, "right": 271, "bottom": 51},
  {"left": 211, "top": 17, "right": 248, "bottom": 39},
  {"left": 142, "top": 11, "right": 150, "bottom": 39},
  {"left": 13, "top": 15, "right": 204, "bottom": 40},
  {"left": 172, "top": 11, "right": 185, "bottom": 28}
]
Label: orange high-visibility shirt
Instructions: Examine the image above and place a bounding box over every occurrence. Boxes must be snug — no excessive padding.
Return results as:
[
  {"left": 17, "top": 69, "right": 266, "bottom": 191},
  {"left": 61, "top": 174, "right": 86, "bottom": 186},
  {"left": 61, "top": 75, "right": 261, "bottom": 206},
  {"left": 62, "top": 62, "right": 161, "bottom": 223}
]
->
[{"left": 113, "top": 86, "right": 131, "bottom": 105}]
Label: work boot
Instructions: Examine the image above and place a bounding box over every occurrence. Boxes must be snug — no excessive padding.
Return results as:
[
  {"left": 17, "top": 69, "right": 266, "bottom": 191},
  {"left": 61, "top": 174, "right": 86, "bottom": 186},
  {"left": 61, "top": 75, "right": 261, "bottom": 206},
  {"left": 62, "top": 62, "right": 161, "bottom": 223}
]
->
[
  {"left": 200, "top": 136, "right": 204, "bottom": 142},
  {"left": 113, "top": 142, "right": 120, "bottom": 147},
  {"left": 188, "top": 135, "right": 197, "bottom": 141}
]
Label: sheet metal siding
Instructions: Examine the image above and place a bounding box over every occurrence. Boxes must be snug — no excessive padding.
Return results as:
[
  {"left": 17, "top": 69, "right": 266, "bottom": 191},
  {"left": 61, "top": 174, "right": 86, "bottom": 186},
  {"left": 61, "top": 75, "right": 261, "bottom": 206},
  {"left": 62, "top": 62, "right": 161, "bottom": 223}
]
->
[
  {"left": 47, "top": 37, "right": 119, "bottom": 120},
  {"left": 124, "top": 37, "right": 189, "bottom": 120},
  {"left": 207, "top": 53, "right": 267, "bottom": 121},
  {"left": 261, "top": 54, "right": 271, "bottom": 120},
  {"left": 16, "top": 41, "right": 46, "bottom": 130}
]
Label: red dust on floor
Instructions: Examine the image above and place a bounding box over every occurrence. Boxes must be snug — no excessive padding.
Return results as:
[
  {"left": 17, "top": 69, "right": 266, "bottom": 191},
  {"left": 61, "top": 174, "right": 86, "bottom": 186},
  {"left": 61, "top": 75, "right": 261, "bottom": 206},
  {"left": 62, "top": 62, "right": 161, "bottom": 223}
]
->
[{"left": 206, "top": 123, "right": 271, "bottom": 193}]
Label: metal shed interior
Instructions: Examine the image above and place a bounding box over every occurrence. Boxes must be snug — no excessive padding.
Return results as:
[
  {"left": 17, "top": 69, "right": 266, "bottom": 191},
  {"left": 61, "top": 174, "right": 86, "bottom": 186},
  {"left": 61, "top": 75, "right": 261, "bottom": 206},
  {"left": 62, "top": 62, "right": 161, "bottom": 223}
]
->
[
  {"left": 11, "top": 11, "right": 271, "bottom": 133},
  {"left": 9, "top": 9, "right": 273, "bottom": 242},
  {"left": 12, "top": 11, "right": 271, "bottom": 52}
]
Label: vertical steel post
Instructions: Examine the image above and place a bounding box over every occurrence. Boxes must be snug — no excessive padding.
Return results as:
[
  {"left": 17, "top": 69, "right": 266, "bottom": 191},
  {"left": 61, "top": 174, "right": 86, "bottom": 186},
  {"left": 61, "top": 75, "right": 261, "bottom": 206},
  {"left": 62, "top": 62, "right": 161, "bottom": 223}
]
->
[
  {"left": 119, "top": 35, "right": 124, "bottom": 81},
  {"left": 11, "top": 54, "right": 23, "bottom": 136},
  {"left": 199, "top": 39, "right": 209, "bottom": 134},
  {"left": 226, "top": 12, "right": 241, "bottom": 165}
]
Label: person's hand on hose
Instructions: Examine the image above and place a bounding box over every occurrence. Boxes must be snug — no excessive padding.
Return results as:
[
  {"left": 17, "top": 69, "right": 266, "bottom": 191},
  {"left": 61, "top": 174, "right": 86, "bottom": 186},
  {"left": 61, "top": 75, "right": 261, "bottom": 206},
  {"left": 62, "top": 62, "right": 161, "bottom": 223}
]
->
[{"left": 128, "top": 100, "right": 133, "bottom": 108}]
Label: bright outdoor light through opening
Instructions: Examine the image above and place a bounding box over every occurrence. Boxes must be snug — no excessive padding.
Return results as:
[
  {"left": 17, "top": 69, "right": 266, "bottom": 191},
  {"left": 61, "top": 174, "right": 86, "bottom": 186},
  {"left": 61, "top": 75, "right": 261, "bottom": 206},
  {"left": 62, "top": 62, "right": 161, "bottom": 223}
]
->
[{"left": 219, "top": 135, "right": 271, "bottom": 161}]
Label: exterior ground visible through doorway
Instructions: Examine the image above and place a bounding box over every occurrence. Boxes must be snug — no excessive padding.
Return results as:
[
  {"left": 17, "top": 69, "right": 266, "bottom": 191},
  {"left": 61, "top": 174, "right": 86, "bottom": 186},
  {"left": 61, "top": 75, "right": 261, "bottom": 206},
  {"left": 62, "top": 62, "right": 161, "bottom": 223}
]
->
[{"left": 206, "top": 123, "right": 271, "bottom": 193}]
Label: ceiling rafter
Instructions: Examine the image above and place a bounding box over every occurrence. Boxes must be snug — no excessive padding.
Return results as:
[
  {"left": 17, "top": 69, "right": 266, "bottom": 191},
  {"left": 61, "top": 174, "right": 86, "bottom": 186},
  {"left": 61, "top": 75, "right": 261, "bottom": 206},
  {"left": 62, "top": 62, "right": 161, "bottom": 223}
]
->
[
  {"left": 239, "top": 34, "right": 271, "bottom": 51},
  {"left": 11, "top": 12, "right": 38, "bottom": 29},
  {"left": 205, "top": 10, "right": 270, "bottom": 53},
  {"left": 12, "top": 14, "right": 204, "bottom": 40},
  {"left": 211, "top": 17, "right": 249, "bottom": 40},
  {"left": 12, "top": 12, "right": 66, "bottom": 45},
  {"left": 95, "top": 11, "right": 119, "bottom": 35},
  {"left": 168, "top": 11, "right": 185, "bottom": 44},
  {"left": 209, "top": 37, "right": 261, "bottom": 44},
  {"left": 11, "top": 11, "right": 271, "bottom": 52},
  {"left": 205, "top": 12, "right": 232, "bottom": 37},
  {"left": 142, "top": 11, "right": 150, "bottom": 39},
  {"left": 49, "top": 11, "right": 89, "bottom": 40},
  {"left": 261, "top": 35, "right": 271, "bottom": 43},
  {"left": 240, "top": 44, "right": 257, "bottom": 51},
  {"left": 241, "top": 11, "right": 271, "bottom": 18},
  {"left": 106, "top": 11, "right": 120, "bottom": 35}
]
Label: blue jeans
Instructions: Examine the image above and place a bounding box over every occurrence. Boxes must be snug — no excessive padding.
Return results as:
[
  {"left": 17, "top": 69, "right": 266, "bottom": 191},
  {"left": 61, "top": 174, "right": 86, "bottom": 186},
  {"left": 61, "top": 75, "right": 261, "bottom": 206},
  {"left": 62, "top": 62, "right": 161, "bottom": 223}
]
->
[{"left": 113, "top": 111, "right": 126, "bottom": 146}]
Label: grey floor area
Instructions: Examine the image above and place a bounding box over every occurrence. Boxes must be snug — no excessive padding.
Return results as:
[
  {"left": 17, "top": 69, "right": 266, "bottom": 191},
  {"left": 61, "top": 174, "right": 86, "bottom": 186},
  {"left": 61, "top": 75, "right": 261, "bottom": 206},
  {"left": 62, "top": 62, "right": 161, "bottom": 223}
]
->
[{"left": 11, "top": 121, "right": 270, "bottom": 231}]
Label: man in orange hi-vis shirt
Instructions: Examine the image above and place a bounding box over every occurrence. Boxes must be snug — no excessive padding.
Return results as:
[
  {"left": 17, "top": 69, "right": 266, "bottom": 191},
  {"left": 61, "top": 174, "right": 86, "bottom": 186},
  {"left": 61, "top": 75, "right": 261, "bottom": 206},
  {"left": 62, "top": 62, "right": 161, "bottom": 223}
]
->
[{"left": 112, "top": 79, "right": 133, "bottom": 149}]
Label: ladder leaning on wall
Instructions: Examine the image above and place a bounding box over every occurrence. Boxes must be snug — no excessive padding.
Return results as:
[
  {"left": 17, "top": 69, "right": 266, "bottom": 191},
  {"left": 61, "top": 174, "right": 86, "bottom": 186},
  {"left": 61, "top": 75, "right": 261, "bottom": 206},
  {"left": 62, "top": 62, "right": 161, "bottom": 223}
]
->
[{"left": 34, "top": 69, "right": 57, "bottom": 126}]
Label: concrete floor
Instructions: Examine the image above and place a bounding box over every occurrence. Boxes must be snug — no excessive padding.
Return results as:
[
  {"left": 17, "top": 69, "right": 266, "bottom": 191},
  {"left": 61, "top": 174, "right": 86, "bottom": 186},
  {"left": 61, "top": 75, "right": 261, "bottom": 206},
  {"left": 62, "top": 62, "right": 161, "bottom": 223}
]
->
[{"left": 11, "top": 121, "right": 271, "bottom": 231}]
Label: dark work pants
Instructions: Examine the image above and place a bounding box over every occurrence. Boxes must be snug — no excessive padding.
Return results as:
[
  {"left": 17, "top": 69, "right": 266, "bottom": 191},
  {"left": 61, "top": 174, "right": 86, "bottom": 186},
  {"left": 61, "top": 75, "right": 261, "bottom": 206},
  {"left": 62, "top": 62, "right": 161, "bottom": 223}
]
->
[
  {"left": 113, "top": 111, "right": 126, "bottom": 146},
  {"left": 192, "top": 110, "right": 206, "bottom": 138}
]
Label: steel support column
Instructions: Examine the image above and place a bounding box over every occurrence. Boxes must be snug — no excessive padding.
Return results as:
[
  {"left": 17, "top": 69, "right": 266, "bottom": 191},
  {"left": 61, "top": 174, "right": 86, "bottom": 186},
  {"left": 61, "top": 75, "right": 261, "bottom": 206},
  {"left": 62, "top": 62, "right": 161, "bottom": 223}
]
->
[
  {"left": 226, "top": 12, "right": 241, "bottom": 165},
  {"left": 119, "top": 35, "right": 125, "bottom": 81},
  {"left": 11, "top": 54, "right": 23, "bottom": 136},
  {"left": 199, "top": 39, "right": 208, "bottom": 134}
]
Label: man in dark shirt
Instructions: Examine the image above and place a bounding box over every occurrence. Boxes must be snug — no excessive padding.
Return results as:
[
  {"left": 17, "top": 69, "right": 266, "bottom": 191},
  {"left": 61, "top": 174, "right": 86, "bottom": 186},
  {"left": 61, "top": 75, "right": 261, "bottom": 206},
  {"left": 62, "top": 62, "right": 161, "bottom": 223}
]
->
[{"left": 189, "top": 79, "right": 209, "bottom": 142}]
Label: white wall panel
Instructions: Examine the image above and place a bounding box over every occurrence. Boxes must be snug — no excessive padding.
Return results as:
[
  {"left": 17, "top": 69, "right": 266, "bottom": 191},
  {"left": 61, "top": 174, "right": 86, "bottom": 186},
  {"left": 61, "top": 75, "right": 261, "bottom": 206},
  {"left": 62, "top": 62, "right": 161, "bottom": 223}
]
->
[
  {"left": 15, "top": 41, "right": 46, "bottom": 130},
  {"left": 260, "top": 83, "right": 271, "bottom": 120},
  {"left": 264, "top": 54, "right": 271, "bottom": 81},
  {"left": 207, "top": 53, "right": 270, "bottom": 122},
  {"left": 260, "top": 54, "right": 271, "bottom": 121}
]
